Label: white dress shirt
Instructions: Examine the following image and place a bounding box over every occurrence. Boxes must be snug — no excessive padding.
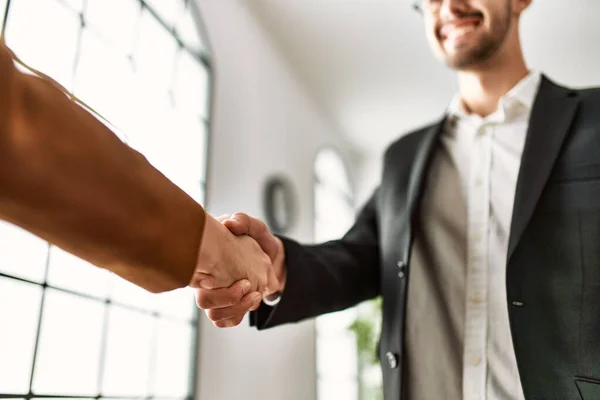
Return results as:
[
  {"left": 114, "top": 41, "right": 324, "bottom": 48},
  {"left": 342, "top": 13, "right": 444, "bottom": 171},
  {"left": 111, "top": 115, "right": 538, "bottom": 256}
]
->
[{"left": 405, "top": 71, "right": 542, "bottom": 400}]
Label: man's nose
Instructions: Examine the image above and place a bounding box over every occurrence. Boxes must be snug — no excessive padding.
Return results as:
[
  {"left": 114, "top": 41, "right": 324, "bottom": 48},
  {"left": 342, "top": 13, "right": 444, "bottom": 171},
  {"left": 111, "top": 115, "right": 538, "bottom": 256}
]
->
[{"left": 439, "top": 0, "right": 472, "bottom": 19}]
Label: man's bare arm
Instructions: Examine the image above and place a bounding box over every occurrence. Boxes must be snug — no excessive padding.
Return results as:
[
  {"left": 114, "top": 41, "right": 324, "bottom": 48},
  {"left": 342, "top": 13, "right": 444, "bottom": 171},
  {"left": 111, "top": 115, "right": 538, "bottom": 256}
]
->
[{"left": 0, "top": 41, "right": 272, "bottom": 294}]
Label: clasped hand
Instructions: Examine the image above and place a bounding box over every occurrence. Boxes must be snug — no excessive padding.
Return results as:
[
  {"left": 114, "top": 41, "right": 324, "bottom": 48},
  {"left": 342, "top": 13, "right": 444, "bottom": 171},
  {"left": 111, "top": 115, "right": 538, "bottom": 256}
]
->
[{"left": 190, "top": 213, "right": 285, "bottom": 327}]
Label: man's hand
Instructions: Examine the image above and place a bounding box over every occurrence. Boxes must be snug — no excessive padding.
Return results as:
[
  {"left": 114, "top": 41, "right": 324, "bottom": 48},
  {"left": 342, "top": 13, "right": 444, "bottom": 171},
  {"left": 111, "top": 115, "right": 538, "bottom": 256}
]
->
[
  {"left": 194, "top": 279, "right": 262, "bottom": 328},
  {"left": 223, "top": 213, "right": 286, "bottom": 296},
  {"left": 195, "top": 213, "right": 287, "bottom": 327},
  {"left": 189, "top": 214, "right": 279, "bottom": 297}
]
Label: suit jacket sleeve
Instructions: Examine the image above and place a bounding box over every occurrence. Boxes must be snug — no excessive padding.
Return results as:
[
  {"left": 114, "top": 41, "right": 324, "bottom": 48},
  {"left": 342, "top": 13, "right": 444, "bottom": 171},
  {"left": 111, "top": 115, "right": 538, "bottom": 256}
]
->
[
  {"left": 250, "top": 188, "right": 381, "bottom": 329},
  {"left": 0, "top": 41, "right": 206, "bottom": 293}
]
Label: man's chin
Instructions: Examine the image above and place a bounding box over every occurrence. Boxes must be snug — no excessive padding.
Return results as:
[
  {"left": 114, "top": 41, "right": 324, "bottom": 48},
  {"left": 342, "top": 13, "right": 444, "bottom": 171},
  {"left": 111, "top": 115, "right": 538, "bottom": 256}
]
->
[{"left": 442, "top": 48, "right": 487, "bottom": 70}]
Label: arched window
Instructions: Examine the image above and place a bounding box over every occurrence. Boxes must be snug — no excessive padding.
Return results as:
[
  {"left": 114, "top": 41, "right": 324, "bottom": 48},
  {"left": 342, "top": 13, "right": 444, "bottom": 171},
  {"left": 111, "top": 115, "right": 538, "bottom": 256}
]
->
[
  {"left": 0, "top": 1, "right": 211, "bottom": 400},
  {"left": 313, "top": 148, "right": 359, "bottom": 400}
]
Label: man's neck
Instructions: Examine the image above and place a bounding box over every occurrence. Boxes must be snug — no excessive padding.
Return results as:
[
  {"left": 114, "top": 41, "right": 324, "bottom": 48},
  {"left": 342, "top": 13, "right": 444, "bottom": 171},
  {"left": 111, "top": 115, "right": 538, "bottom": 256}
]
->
[{"left": 456, "top": 50, "right": 529, "bottom": 118}]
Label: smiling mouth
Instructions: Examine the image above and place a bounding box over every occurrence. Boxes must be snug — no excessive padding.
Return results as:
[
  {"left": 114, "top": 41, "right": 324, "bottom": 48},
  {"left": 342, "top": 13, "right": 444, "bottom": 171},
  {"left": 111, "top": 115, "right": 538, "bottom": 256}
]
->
[{"left": 439, "top": 15, "right": 483, "bottom": 45}]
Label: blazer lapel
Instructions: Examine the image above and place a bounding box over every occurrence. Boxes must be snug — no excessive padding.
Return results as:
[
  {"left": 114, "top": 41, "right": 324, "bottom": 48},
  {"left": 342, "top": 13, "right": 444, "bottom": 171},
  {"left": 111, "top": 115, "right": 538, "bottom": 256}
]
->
[
  {"left": 407, "top": 121, "right": 444, "bottom": 221},
  {"left": 507, "top": 76, "right": 580, "bottom": 260}
]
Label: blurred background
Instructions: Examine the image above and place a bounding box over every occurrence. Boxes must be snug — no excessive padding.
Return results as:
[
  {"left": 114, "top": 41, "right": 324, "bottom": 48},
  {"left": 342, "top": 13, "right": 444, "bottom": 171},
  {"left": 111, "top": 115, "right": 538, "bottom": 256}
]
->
[{"left": 0, "top": 1, "right": 599, "bottom": 400}]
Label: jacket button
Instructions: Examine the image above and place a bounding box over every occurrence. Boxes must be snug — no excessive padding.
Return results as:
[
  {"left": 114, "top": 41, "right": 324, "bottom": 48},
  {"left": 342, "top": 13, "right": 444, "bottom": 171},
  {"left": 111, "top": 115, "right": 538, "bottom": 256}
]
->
[
  {"left": 397, "top": 261, "right": 406, "bottom": 278},
  {"left": 385, "top": 351, "right": 398, "bottom": 369}
]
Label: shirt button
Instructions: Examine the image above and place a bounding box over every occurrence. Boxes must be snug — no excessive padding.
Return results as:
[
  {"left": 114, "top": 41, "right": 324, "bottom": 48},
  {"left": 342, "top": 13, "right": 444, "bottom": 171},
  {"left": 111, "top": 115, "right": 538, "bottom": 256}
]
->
[
  {"left": 471, "top": 356, "right": 482, "bottom": 366},
  {"left": 386, "top": 352, "right": 398, "bottom": 369},
  {"left": 470, "top": 295, "right": 482, "bottom": 304}
]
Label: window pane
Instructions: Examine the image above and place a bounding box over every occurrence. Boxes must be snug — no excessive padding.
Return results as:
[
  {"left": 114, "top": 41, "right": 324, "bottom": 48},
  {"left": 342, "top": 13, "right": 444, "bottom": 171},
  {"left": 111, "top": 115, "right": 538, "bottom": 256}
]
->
[
  {"left": 317, "top": 377, "right": 358, "bottom": 400},
  {"left": 175, "top": 2, "right": 205, "bottom": 53},
  {"left": 0, "top": 0, "right": 7, "bottom": 33},
  {"left": 317, "top": 331, "right": 358, "bottom": 379},
  {"left": 58, "top": 0, "right": 84, "bottom": 13},
  {"left": 46, "top": 246, "right": 110, "bottom": 299},
  {"left": 144, "top": 0, "right": 180, "bottom": 27},
  {"left": 154, "top": 287, "right": 196, "bottom": 321},
  {"left": 4, "top": 0, "right": 80, "bottom": 91},
  {"left": 148, "top": 112, "right": 207, "bottom": 191},
  {"left": 32, "top": 289, "right": 104, "bottom": 395},
  {"left": 126, "top": 107, "right": 207, "bottom": 196},
  {"left": 0, "top": 221, "right": 48, "bottom": 283},
  {"left": 134, "top": 9, "right": 178, "bottom": 93},
  {"left": 176, "top": 179, "right": 204, "bottom": 205},
  {"left": 73, "top": 30, "right": 137, "bottom": 132},
  {"left": 101, "top": 306, "right": 153, "bottom": 397},
  {"left": 85, "top": 0, "right": 140, "bottom": 54},
  {"left": 151, "top": 320, "right": 194, "bottom": 397},
  {"left": 109, "top": 272, "right": 154, "bottom": 311},
  {"left": 316, "top": 308, "right": 358, "bottom": 339},
  {"left": 0, "top": 278, "right": 43, "bottom": 393},
  {"left": 174, "top": 50, "right": 209, "bottom": 118}
]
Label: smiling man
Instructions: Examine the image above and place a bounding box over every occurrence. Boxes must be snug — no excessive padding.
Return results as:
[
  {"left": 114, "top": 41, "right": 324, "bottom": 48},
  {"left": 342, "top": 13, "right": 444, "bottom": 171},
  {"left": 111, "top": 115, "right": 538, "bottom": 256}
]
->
[{"left": 197, "top": 0, "right": 600, "bottom": 399}]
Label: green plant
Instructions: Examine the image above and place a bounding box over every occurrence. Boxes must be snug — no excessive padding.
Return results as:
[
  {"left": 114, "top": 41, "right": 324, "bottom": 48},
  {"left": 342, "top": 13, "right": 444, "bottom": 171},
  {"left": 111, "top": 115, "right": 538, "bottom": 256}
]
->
[
  {"left": 348, "top": 297, "right": 383, "bottom": 400},
  {"left": 348, "top": 297, "right": 382, "bottom": 364}
]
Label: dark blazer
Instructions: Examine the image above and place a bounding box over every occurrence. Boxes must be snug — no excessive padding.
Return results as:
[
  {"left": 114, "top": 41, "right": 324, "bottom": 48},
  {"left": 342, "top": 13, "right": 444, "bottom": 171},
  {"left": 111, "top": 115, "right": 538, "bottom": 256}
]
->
[{"left": 251, "top": 75, "right": 600, "bottom": 400}]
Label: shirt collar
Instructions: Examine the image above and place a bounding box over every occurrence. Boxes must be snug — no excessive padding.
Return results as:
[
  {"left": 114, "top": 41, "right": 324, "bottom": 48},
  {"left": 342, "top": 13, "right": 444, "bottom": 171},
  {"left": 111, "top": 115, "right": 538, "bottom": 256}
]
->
[{"left": 446, "top": 70, "right": 542, "bottom": 124}]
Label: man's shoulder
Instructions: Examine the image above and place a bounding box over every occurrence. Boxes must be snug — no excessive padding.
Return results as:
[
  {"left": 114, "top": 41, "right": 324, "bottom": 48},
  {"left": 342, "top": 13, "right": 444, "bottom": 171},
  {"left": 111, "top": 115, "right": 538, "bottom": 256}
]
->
[
  {"left": 547, "top": 76, "right": 600, "bottom": 103},
  {"left": 576, "top": 86, "right": 600, "bottom": 103}
]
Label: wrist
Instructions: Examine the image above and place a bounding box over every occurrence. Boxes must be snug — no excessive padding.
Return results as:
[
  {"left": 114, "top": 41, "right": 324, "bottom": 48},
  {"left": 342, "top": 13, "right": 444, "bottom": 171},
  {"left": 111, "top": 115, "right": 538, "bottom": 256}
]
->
[
  {"left": 273, "top": 237, "right": 287, "bottom": 293},
  {"left": 190, "top": 215, "right": 224, "bottom": 287}
]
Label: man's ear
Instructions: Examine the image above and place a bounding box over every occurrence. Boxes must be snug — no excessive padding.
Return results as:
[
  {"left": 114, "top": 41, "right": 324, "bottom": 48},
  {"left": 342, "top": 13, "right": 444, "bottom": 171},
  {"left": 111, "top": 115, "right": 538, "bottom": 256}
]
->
[{"left": 514, "top": 0, "right": 533, "bottom": 14}]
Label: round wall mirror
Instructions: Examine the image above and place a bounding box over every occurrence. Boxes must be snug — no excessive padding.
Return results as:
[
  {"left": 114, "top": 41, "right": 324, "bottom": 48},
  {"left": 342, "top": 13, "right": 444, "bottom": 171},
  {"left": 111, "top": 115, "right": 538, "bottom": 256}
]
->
[{"left": 263, "top": 175, "right": 296, "bottom": 235}]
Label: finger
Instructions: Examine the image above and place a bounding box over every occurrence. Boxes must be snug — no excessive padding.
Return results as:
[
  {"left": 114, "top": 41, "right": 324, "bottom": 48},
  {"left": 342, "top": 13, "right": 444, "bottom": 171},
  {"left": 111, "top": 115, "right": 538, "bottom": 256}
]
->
[
  {"left": 222, "top": 217, "right": 249, "bottom": 236},
  {"left": 213, "top": 314, "right": 245, "bottom": 328},
  {"left": 216, "top": 214, "right": 231, "bottom": 223},
  {"left": 188, "top": 271, "right": 214, "bottom": 289},
  {"left": 195, "top": 279, "right": 251, "bottom": 309},
  {"left": 264, "top": 264, "right": 281, "bottom": 296},
  {"left": 249, "top": 297, "right": 262, "bottom": 311},
  {"left": 229, "top": 213, "right": 279, "bottom": 261},
  {"left": 206, "top": 292, "right": 261, "bottom": 322}
]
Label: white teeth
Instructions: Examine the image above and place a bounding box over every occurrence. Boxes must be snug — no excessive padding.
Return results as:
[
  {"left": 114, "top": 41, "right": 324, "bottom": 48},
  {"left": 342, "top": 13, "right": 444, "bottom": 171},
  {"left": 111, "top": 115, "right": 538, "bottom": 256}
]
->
[{"left": 446, "top": 25, "right": 477, "bottom": 41}]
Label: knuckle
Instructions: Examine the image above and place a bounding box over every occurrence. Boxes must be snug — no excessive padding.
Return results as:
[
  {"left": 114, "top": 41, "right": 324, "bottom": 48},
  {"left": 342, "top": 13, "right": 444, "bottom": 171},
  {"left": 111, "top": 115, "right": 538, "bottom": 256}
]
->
[
  {"left": 214, "top": 320, "right": 227, "bottom": 328},
  {"left": 206, "top": 309, "right": 222, "bottom": 321},
  {"left": 233, "top": 212, "right": 249, "bottom": 221},
  {"left": 197, "top": 294, "right": 214, "bottom": 309},
  {"left": 208, "top": 308, "right": 237, "bottom": 322}
]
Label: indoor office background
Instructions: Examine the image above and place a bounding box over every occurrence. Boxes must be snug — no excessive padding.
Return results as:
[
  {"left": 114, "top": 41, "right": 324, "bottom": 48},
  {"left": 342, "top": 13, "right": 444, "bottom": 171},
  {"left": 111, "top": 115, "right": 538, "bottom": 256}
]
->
[{"left": 0, "top": 1, "right": 599, "bottom": 400}]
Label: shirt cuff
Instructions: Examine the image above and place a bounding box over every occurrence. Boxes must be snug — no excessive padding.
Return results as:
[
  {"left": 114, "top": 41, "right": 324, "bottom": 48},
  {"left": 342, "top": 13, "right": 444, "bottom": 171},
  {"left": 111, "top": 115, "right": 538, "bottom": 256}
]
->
[{"left": 262, "top": 292, "right": 282, "bottom": 307}]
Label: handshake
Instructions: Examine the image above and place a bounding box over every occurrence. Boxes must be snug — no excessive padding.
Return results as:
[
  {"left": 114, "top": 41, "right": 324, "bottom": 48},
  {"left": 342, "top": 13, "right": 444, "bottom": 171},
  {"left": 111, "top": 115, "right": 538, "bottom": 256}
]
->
[{"left": 189, "top": 213, "right": 287, "bottom": 327}]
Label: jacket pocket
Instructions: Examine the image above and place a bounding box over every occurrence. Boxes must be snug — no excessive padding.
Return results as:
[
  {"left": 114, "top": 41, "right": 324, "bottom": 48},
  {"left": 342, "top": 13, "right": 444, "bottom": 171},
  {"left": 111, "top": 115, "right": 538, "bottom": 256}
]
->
[{"left": 575, "top": 376, "right": 600, "bottom": 399}]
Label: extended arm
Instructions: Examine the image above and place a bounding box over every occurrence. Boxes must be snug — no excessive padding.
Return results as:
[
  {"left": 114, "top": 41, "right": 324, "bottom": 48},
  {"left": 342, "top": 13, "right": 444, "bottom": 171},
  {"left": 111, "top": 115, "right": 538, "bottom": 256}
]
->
[
  {"left": 196, "top": 189, "right": 382, "bottom": 328},
  {"left": 251, "top": 189, "right": 381, "bottom": 328},
  {"left": 0, "top": 41, "right": 273, "bottom": 294}
]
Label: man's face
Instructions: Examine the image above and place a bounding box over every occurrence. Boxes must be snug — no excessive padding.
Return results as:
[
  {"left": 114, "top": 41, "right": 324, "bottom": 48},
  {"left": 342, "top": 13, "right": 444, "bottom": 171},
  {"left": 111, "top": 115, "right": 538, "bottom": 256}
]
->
[{"left": 423, "top": 0, "right": 514, "bottom": 70}]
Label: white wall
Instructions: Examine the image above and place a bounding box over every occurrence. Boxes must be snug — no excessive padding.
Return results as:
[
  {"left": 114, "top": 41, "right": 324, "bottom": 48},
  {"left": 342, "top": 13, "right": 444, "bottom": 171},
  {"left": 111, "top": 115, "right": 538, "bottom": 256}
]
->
[{"left": 193, "top": 1, "right": 357, "bottom": 399}]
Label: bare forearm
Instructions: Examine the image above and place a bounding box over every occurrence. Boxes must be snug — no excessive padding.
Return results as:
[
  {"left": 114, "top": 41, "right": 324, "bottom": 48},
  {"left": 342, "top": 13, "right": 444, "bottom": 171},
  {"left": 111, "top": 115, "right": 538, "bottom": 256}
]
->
[{"left": 0, "top": 42, "right": 205, "bottom": 293}]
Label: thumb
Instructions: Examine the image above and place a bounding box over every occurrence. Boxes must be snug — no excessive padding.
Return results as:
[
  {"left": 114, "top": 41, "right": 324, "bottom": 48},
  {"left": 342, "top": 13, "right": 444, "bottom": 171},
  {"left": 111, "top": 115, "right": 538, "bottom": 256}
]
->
[
  {"left": 216, "top": 214, "right": 232, "bottom": 223},
  {"left": 188, "top": 271, "right": 215, "bottom": 289},
  {"left": 233, "top": 213, "right": 280, "bottom": 262},
  {"left": 222, "top": 217, "right": 250, "bottom": 236},
  {"left": 264, "top": 264, "right": 281, "bottom": 297}
]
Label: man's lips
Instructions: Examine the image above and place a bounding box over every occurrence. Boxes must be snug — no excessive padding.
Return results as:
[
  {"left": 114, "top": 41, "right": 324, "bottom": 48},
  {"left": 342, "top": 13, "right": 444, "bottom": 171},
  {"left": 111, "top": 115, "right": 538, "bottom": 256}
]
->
[{"left": 439, "top": 16, "right": 483, "bottom": 41}]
